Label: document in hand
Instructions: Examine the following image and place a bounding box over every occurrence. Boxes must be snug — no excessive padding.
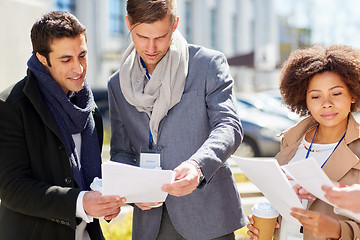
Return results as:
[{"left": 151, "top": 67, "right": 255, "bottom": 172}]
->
[
  {"left": 231, "top": 156, "right": 303, "bottom": 223},
  {"left": 281, "top": 157, "right": 360, "bottom": 222},
  {"left": 102, "top": 161, "right": 175, "bottom": 203}
]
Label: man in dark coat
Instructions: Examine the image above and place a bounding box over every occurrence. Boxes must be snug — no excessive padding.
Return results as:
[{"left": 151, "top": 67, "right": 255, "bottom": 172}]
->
[{"left": 0, "top": 11, "right": 125, "bottom": 240}]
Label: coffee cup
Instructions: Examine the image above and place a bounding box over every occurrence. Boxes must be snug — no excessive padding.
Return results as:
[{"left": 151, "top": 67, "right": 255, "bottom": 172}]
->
[{"left": 252, "top": 202, "right": 279, "bottom": 240}]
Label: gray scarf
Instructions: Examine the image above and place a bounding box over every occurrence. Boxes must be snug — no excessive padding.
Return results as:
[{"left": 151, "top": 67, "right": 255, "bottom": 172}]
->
[{"left": 119, "top": 30, "right": 189, "bottom": 143}]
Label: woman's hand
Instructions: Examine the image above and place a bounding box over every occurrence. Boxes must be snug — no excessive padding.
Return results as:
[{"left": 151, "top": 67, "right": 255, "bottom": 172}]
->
[
  {"left": 246, "top": 215, "right": 280, "bottom": 240},
  {"left": 293, "top": 184, "right": 316, "bottom": 200},
  {"left": 290, "top": 208, "right": 341, "bottom": 239},
  {"left": 285, "top": 174, "right": 315, "bottom": 201},
  {"left": 246, "top": 215, "right": 259, "bottom": 240}
]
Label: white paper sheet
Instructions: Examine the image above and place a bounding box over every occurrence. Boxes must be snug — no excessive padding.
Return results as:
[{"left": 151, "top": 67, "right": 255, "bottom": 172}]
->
[
  {"left": 231, "top": 156, "right": 303, "bottom": 223},
  {"left": 282, "top": 157, "right": 360, "bottom": 222},
  {"left": 102, "top": 161, "right": 175, "bottom": 203}
]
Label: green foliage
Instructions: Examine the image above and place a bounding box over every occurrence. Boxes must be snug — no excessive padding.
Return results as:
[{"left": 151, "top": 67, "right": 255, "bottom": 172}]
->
[{"left": 103, "top": 128, "right": 111, "bottom": 145}]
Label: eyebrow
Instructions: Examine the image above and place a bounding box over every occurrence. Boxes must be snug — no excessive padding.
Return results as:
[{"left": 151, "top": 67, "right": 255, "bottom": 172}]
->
[
  {"left": 308, "top": 86, "right": 344, "bottom": 93},
  {"left": 136, "top": 32, "right": 169, "bottom": 39},
  {"left": 57, "top": 50, "right": 87, "bottom": 60}
]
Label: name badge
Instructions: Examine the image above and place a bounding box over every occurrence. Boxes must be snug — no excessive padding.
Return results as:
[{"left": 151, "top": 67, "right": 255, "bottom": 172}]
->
[{"left": 140, "top": 152, "right": 161, "bottom": 169}]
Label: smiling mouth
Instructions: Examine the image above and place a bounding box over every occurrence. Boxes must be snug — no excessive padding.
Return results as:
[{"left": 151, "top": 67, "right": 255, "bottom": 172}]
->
[{"left": 69, "top": 75, "right": 83, "bottom": 81}]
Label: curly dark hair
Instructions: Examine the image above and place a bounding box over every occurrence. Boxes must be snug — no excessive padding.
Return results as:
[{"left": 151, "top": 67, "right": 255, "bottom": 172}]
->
[{"left": 279, "top": 44, "right": 360, "bottom": 116}]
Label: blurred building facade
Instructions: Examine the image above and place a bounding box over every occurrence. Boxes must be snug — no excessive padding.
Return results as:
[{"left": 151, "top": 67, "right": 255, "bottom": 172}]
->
[{"left": 0, "top": 0, "right": 306, "bottom": 93}]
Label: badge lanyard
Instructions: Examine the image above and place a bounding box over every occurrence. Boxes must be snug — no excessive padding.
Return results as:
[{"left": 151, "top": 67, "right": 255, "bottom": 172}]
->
[
  {"left": 149, "top": 130, "right": 153, "bottom": 149},
  {"left": 305, "top": 124, "right": 346, "bottom": 168}
]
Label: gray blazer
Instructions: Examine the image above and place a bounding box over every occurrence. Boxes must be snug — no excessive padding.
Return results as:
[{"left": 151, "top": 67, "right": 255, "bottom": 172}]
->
[{"left": 108, "top": 45, "right": 246, "bottom": 240}]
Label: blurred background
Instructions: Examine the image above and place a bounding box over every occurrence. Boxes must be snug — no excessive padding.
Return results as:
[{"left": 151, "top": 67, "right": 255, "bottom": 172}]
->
[
  {"left": 3, "top": 0, "right": 360, "bottom": 92},
  {"left": 2, "top": 0, "right": 360, "bottom": 159}
]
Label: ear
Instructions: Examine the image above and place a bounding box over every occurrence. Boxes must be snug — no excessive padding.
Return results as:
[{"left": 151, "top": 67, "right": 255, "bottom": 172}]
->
[
  {"left": 173, "top": 17, "right": 179, "bottom": 32},
  {"left": 36, "top": 52, "right": 48, "bottom": 67},
  {"left": 351, "top": 96, "right": 356, "bottom": 104},
  {"left": 125, "top": 16, "right": 131, "bottom": 31}
]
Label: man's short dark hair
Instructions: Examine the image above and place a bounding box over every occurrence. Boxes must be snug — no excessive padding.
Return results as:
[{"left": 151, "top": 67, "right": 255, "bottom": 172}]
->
[
  {"left": 126, "top": 0, "right": 177, "bottom": 29},
  {"left": 30, "top": 11, "right": 86, "bottom": 65}
]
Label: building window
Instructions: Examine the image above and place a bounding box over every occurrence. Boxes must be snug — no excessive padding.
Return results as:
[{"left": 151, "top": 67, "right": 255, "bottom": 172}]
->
[
  {"left": 210, "top": 8, "right": 217, "bottom": 49},
  {"left": 109, "top": 0, "right": 125, "bottom": 34},
  {"left": 55, "top": 0, "right": 75, "bottom": 13},
  {"left": 185, "top": 1, "right": 193, "bottom": 43}
]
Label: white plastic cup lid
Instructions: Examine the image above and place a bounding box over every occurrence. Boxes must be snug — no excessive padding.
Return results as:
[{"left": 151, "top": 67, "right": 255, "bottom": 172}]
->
[{"left": 252, "top": 202, "right": 279, "bottom": 219}]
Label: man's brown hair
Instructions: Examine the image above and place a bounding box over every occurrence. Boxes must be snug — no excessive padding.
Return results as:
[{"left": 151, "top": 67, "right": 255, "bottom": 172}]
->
[{"left": 126, "top": 0, "right": 177, "bottom": 29}]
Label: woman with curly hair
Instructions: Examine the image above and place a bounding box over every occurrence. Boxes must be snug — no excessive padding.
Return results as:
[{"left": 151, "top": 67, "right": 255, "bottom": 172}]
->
[{"left": 247, "top": 44, "right": 360, "bottom": 240}]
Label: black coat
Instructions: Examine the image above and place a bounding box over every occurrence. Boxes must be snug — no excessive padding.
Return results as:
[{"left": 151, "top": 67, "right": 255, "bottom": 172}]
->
[{"left": 0, "top": 70, "right": 104, "bottom": 240}]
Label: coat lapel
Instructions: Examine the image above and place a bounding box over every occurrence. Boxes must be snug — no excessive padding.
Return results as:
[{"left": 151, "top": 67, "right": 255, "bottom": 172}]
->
[{"left": 322, "top": 141, "right": 359, "bottom": 182}]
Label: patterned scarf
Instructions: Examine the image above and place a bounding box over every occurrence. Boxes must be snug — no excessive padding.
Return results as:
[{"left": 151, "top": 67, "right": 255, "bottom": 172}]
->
[
  {"left": 27, "top": 54, "right": 101, "bottom": 190},
  {"left": 119, "top": 30, "right": 189, "bottom": 144}
]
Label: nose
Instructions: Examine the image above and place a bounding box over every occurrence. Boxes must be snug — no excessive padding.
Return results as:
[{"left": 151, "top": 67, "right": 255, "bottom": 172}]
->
[
  {"left": 147, "top": 39, "right": 156, "bottom": 53},
  {"left": 72, "top": 59, "right": 84, "bottom": 74},
  {"left": 322, "top": 96, "right": 333, "bottom": 108}
]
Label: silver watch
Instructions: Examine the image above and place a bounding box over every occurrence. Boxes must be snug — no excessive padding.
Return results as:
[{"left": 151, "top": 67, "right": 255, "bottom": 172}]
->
[{"left": 187, "top": 160, "right": 204, "bottom": 182}]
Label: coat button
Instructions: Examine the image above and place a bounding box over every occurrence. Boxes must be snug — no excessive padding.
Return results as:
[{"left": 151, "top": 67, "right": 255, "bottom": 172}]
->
[
  {"left": 64, "top": 177, "right": 72, "bottom": 184},
  {"left": 58, "top": 144, "right": 65, "bottom": 151},
  {"left": 157, "top": 145, "right": 163, "bottom": 151}
]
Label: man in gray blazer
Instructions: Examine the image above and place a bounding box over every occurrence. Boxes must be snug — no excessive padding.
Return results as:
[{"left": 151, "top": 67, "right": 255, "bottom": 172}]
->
[{"left": 108, "top": 0, "right": 246, "bottom": 239}]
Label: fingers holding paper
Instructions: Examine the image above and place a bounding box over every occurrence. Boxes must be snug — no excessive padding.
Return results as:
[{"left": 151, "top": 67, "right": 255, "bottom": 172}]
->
[
  {"left": 293, "top": 184, "right": 316, "bottom": 200},
  {"left": 290, "top": 208, "right": 340, "bottom": 239},
  {"left": 83, "top": 191, "right": 126, "bottom": 220},
  {"left": 284, "top": 171, "right": 315, "bottom": 200},
  {"left": 323, "top": 184, "right": 360, "bottom": 213},
  {"left": 135, "top": 202, "right": 162, "bottom": 211},
  {"left": 162, "top": 161, "right": 199, "bottom": 197}
]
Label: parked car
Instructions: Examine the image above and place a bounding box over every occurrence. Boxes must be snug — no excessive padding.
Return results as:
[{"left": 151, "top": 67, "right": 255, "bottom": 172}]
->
[
  {"left": 237, "top": 91, "right": 301, "bottom": 123},
  {"left": 234, "top": 100, "right": 294, "bottom": 157}
]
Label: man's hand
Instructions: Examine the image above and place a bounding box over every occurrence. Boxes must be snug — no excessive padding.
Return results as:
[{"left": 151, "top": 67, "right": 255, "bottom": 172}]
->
[
  {"left": 135, "top": 202, "right": 162, "bottom": 211},
  {"left": 83, "top": 191, "right": 125, "bottom": 220},
  {"left": 323, "top": 184, "right": 360, "bottom": 213},
  {"left": 162, "top": 161, "right": 199, "bottom": 197}
]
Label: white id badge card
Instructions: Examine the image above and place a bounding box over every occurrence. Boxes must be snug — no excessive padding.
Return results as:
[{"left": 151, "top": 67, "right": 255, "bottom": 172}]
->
[{"left": 140, "top": 152, "right": 161, "bottom": 169}]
